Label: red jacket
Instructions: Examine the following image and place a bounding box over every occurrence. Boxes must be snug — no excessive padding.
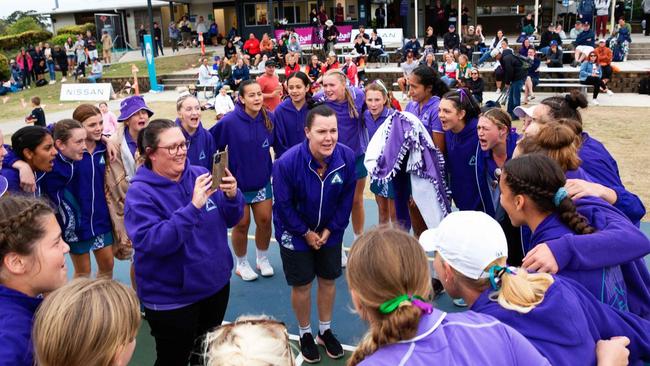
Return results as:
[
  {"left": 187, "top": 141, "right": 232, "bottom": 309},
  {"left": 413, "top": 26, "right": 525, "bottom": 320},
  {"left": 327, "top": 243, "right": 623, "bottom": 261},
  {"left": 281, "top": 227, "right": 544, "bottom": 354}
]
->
[
  {"left": 285, "top": 63, "right": 300, "bottom": 77},
  {"left": 16, "top": 52, "right": 33, "bottom": 71},
  {"left": 244, "top": 38, "right": 261, "bottom": 56}
]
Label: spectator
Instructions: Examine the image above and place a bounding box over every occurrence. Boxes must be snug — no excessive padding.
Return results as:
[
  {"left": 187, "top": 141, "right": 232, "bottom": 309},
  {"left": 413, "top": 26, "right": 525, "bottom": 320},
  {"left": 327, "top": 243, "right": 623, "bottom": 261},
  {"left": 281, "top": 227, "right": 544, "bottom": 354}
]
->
[
  {"left": 32, "top": 45, "right": 46, "bottom": 84},
  {"left": 520, "top": 12, "right": 535, "bottom": 35},
  {"left": 124, "top": 119, "right": 243, "bottom": 365},
  {"left": 456, "top": 54, "right": 472, "bottom": 85},
  {"left": 367, "top": 29, "right": 384, "bottom": 63},
  {"left": 320, "top": 52, "right": 340, "bottom": 79},
  {"left": 256, "top": 60, "right": 282, "bottom": 111},
  {"left": 423, "top": 26, "right": 438, "bottom": 54},
  {"left": 432, "top": 0, "right": 447, "bottom": 37},
  {"left": 595, "top": 0, "right": 612, "bottom": 38},
  {"left": 572, "top": 21, "right": 595, "bottom": 67},
  {"left": 544, "top": 40, "right": 564, "bottom": 67},
  {"left": 65, "top": 36, "right": 76, "bottom": 73},
  {"left": 335, "top": 2, "right": 344, "bottom": 23},
  {"left": 538, "top": 23, "right": 562, "bottom": 53},
  {"left": 231, "top": 58, "right": 250, "bottom": 91},
  {"left": 519, "top": 38, "right": 534, "bottom": 56},
  {"left": 570, "top": 20, "right": 583, "bottom": 39},
  {"left": 465, "top": 68, "right": 484, "bottom": 103},
  {"left": 461, "top": 6, "right": 470, "bottom": 34},
  {"left": 74, "top": 41, "right": 87, "bottom": 80},
  {"left": 259, "top": 33, "right": 274, "bottom": 58},
  {"left": 137, "top": 24, "right": 147, "bottom": 57},
  {"left": 555, "top": 24, "right": 567, "bottom": 39},
  {"left": 580, "top": 51, "right": 612, "bottom": 105},
  {"left": 87, "top": 58, "right": 103, "bottom": 83},
  {"left": 224, "top": 40, "right": 237, "bottom": 60},
  {"left": 398, "top": 50, "right": 418, "bottom": 98},
  {"left": 243, "top": 33, "right": 262, "bottom": 64},
  {"left": 439, "top": 52, "right": 458, "bottom": 87},
  {"left": 217, "top": 57, "right": 232, "bottom": 90},
  {"left": 448, "top": 3, "right": 458, "bottom": 27},
  {"left": 306, "top": 55, "right": 323, "bottom": 91},
  {"left": 595, "top": 39, "right": 613, "bottom": 88},
  {"left": 611, "top": 18, "right": 632, "bottom": 60},
  {"left": 153, "top": 22, "right": 164, "bottom": 56},
  {"left": 477, "top": 29, "right": 505, "bottom": 65},
  {"left": 461, "top": 25, "right": 480, "bottom": 56},
  {"left": 342, "top": 54, "right": 359, "bottom": 86},
  {"left": 323, "top": 20, "right": 340, "bottom": 53},
  {"left": 179, "top": 16, "right": 193, "bottom": 48},
  {"left": 443, "top": 24, "right": 460, "bottom": 56},
  {"left": 288, "top": 35, "right": 301, "bottom": 58},
  {"left": 284, "top": 53, "right": 300, "bottom": 77},
  {"left": 43, "top": 43, "right": 56, "bottom": 85},
  {"left": 353, "top": 34, "right": 367, "bottom": 55},
  {"left": 375, "top": 5, "right": 386, "bottom": 27},
  {"left": 500, "top": 41, "right": 527, "bottom": 119},
  {"left": 420, "top": 52, "right": 438, "bottom": 71},
  {"left": 318, "top": 5, "right": 329, "bottom": 25},
  {"left": 214, "top": 85, "right": 235, "bottom": 119},
  {"left": 256, "top": 54, "right": 268, "bottom": 71},
  {"left": 99, "top": 102, "right": 118, "bottom": 136},
  {"left": 402, "top": 35, "right": 422, "bottom": 60},
  {"left": 578, "top": 0, "right": 596, "bottom": 25},
  {"left": 475, "top": 24, "right": 487, "bottom": 46},
  {"left": 25, "top": 97, "right": 46, "bottom": 127},
  {"left": 358, "top": 24, "right": 370, "bottom": 43},
  {"left": 195, "top": 15, "right": 208, "bottom": 36},
  {"left": 524, "top": 48, "right": 541, "bottom": 105},
  {"left": 208, "top": 20, "right": 219, "bottom": 45},
  {"left": 168, "top": 22, "right": 181, "bottom": 54},
  {"left": 101, "top": 31, "right": 113, "bottom": 64},
  {"left": 198, "top": 57, "right": 219, "bottom": 94},
  {"left": 9, "top": 59, "right": 23, "bottom": 89},
  {"left": 84, "top": 30, "right": 98, "bottom": 61}
]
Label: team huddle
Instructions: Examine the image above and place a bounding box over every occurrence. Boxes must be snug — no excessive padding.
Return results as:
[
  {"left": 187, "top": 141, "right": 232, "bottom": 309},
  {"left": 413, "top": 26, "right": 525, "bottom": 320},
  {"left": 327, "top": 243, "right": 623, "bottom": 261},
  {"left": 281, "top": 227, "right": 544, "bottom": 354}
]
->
[{"left": 0, "top": 65, "right": 649, "bottom": 366}]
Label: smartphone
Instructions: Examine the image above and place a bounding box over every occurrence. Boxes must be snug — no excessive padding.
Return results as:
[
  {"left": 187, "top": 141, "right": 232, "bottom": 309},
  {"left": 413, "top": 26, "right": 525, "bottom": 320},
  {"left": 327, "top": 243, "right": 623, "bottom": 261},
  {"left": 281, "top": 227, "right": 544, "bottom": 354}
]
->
[{"left": 211, "top": 147, "right": 228, "bottom": 190}]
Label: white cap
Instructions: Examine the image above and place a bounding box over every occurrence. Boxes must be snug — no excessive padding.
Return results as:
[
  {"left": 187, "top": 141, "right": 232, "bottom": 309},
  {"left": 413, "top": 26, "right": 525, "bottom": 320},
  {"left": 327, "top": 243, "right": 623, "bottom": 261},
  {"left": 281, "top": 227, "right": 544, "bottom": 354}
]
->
[
  {"left": 513, "top": 105, "right": 536, "bottom": 119},
  {"left": 419, "top": 211, "right": 508, "bottom": 280}
]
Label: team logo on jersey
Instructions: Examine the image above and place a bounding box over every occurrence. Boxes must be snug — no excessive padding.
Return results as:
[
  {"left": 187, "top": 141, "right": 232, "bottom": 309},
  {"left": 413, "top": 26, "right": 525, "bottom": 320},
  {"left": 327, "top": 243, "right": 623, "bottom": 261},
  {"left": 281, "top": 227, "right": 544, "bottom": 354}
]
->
[
  {"left": 262, "top": 138, "right": 269, "bottom": 148},
  {"left": 206, "top": 198, "right": 216, "bottom": 212},
  {"left": 199, "top": 151, "right": 206, "bottom": 160},
  {"left": 331, "top": 172, "right": 343, "bottom": 184},
  {"left": 99, "top": 156, "right": 105, "bottom": 165},
  {"left": 469, "top": 155, "right": 477, "bottom": 166}
]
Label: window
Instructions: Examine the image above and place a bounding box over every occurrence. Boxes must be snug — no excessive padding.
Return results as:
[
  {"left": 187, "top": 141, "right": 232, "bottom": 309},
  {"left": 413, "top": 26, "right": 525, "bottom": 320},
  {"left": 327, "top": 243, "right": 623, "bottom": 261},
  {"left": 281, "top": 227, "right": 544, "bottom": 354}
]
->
[
  {"left": 244, "top": 3, "right": 269, "bottom": 26},
  {"left": 278, "top": 0, "right": 310, "bottom": 24},
  {"left": 324, "top": 0, "right": 358, "bottom": 22}
]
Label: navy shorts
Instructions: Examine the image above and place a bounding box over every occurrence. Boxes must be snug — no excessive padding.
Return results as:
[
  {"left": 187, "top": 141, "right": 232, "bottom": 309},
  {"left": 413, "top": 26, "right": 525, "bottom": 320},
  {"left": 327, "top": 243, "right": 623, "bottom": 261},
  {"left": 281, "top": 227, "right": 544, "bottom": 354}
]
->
[{"left": 279, "top": 244, "right": 342, "bottom": 287}]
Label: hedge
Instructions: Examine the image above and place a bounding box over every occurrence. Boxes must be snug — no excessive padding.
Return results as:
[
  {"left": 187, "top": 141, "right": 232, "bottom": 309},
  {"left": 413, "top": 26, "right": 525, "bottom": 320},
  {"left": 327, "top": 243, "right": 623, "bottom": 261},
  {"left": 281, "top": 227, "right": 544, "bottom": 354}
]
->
[
  {"left": 51, "top": 34, "right": 73, "bottom": 47},
  {"left": 0, "top": 30, "right": 52, "bottom": 50},
  {"left": 56, "top": 23, "right": 96, "bottom": 36},
  {"left": 0, "top": 54, "right": 9, "bottom": 81}
]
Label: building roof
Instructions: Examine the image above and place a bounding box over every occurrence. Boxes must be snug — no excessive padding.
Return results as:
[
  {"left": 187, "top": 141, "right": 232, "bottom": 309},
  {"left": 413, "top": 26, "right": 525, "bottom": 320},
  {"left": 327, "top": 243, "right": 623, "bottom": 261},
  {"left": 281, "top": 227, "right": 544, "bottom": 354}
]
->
[{"left": 41, "top": 0, "right": 170, "bottom": 15}]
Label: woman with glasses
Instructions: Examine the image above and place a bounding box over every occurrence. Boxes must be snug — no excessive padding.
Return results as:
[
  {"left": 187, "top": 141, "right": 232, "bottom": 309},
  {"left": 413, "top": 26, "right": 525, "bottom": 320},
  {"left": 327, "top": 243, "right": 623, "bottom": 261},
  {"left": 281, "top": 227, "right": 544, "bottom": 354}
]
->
[
  {"left": 579, "top": 51, "right": 611, "bottom": 106},
  {"left": 124, "top": 119, "right": 243, "bottom": 365},
  {"left": 465, "top": 68, "right": 484, "bottom": 104}
]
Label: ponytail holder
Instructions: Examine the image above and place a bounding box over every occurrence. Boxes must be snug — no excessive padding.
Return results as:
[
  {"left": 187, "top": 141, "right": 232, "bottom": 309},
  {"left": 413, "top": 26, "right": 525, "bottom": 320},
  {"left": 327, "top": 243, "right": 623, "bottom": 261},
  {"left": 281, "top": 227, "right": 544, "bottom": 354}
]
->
[
  {"left": 379, "top": 294, "right": 433, "bottom": 315},
  {"left": 553, "top": 187, "right": 568, "bottom": 207},
  {"left": 458, "top": 88, "right": 467, "bottom": 103},
  {"left": 488, "top": 265, "right": 514, "bottom": 290}
]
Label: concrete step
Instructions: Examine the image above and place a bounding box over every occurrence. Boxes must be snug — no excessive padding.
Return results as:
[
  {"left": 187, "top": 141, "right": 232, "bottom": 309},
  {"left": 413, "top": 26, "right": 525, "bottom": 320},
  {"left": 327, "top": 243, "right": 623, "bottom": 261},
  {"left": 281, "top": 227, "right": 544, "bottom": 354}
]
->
[
  {"left": 626, "top": 54, "right": 650, "bottom": 60},
  {"left": 162, "top": 73, "right": 199, "bottom": 80}
]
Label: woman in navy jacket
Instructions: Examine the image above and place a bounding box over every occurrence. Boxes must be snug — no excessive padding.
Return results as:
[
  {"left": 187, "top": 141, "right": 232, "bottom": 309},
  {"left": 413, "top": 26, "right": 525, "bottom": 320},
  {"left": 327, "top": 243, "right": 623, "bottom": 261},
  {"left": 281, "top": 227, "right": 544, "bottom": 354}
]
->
[
  {"left": 272, "top": 71, "right": 311, "bottom": 159},
  {"left": 272, "top": 105, "right": 355, "bottom": 363}
]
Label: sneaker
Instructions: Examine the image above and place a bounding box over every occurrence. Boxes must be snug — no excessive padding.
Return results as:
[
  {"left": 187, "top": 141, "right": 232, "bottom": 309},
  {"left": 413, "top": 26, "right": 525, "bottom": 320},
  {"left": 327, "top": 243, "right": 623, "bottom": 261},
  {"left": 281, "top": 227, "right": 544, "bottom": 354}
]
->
[
  {"left": 61, "top": 77, "right": 67, "bottom": 82},
  {"left": 300, "top": 333, "right": 321, "bottom": 364},
  {"left": 453, "top": 298, "right": 468, "bottom": 307},
  {"left": 236, "top": 260, "right": 259, "bottom": 281},
  {"left": 256, "top": 256, "right": 274, "bottom": 277},
  {"left": 606, "top": 89, "right": 613, "bottom": 96},
  {"left": 341, "top": 247, "right": 348, "bottom": 268},
  {"left": 530, "top": 94, "right": 536, "bottom": 100},
  {"left": 49, "top": 80, "right": 56, "bottom": 85},
  {"left": 590, "top": 99, "right": 600, "bottom": 106},
  {"left": 317, "top": 329, "right": 344, "bottom": 359},
  {"left": 495, "top": 88, "right": 501, "bottom": 94}
]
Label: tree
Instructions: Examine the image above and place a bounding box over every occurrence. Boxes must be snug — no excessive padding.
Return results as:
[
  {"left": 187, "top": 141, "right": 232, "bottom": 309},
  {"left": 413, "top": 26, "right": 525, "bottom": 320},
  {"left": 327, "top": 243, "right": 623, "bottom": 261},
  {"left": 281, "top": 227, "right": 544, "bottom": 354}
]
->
[
  {"left": 7, "top": 17, "right": 43, "bottom": 35},
  {"left": 4, "top": 11, "right": 49, "bottom": 30}
]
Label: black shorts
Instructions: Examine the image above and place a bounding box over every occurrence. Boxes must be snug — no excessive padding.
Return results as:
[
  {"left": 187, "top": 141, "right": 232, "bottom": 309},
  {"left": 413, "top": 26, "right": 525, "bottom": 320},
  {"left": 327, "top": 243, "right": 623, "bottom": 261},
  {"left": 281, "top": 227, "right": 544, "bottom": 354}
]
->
[{"left": 280, "top": 244, "right": 342, "bottom": 287}]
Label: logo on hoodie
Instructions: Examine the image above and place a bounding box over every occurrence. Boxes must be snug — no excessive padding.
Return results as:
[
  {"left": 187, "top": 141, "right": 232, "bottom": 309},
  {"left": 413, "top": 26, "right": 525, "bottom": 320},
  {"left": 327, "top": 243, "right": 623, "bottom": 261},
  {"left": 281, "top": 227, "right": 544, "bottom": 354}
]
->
[
  {"left": 468, "top": 155, "right": 477, "bottom": 166},
  {"left": 262, "top": 138, "right": 269, "bottom": 148},
  {"left": 199, "top": 151, "right": 206, "bottom": 160},
  {"left": 331, "top": 172, "right": 343, "bottom": 184},
  {"left": 206, "top": 198, "right": 216, "bottom": 212},
  {"left": 99, "top": 156, "right": 106, "bottom": 165}
]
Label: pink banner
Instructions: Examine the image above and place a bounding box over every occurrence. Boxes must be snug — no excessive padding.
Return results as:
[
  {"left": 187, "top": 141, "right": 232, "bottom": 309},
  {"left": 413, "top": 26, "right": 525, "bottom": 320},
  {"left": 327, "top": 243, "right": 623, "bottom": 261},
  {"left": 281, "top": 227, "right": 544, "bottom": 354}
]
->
[{"left": 274, "top": 25, "right": 353, "bottom": 46}]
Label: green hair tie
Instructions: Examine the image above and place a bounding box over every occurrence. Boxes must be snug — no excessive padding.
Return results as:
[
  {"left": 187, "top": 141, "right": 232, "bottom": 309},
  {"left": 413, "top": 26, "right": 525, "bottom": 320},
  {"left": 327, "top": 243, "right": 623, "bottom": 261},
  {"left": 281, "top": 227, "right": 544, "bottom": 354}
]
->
[{"left": 379, "top": 294, "right": 430, "bottom": 314}]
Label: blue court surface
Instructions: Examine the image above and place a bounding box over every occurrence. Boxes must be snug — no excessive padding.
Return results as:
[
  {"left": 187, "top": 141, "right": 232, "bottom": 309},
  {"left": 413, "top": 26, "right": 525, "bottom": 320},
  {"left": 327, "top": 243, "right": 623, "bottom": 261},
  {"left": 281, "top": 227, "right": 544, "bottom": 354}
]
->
[{"left": 65, "top": 199, "right": 650, "bottom": 365}]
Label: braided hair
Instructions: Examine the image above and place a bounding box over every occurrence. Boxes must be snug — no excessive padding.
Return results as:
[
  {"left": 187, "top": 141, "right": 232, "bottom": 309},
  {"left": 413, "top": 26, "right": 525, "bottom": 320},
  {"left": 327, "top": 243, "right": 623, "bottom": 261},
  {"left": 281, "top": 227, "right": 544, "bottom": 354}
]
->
[
  {"left": 503, "top": 154, "right": 595, "bottom": 235},
  {"left": 0, "top": 196, "right": 54, "bottom": 270}
]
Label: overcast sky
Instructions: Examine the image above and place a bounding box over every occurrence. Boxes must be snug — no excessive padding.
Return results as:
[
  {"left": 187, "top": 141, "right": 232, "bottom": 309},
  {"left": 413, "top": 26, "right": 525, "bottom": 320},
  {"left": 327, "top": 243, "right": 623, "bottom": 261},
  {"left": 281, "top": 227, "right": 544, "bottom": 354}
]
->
[{"left": 0, "top": 0, "right": 55, "bottom": 18}]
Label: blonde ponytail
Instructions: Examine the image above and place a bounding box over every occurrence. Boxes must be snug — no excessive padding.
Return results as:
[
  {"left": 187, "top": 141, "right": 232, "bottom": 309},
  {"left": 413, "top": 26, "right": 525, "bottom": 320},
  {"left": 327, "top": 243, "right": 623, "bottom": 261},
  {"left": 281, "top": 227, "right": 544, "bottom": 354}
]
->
[{"left": 344, "top": 87, "right": 359, "bottom": 119}]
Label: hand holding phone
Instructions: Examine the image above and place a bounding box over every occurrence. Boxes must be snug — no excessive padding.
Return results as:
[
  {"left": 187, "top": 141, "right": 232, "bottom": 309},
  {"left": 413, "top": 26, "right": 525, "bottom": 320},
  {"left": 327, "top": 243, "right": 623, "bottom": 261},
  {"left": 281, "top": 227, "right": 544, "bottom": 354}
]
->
[{"left": 211, "top": 147, "right": 229, "bottom": 191}]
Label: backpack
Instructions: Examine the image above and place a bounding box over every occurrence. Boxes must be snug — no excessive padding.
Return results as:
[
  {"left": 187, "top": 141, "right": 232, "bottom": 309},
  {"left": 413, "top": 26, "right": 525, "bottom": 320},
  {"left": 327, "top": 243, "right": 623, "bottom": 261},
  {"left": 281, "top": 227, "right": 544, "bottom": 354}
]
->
[
  {"left": 35, "top": 79, "right": 48, "bottom": 87},
  {"left": 639, "top": 77, "right": 650, "bottom": 95},
  {"left": 514, "top": 53, "right": 533, "bottom": 70},
  {"left": 612, "top": 44, "right": 625, "bottom": 62}
]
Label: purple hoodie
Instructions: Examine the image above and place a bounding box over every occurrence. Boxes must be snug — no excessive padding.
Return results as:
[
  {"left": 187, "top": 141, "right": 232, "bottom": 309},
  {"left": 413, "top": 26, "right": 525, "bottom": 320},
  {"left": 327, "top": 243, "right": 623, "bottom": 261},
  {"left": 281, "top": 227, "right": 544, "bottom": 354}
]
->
[
  {"left": 272, "top": 98, "right": 309, "bottom": 159},
  {"left": 176, "top": 119, "right": 216, "bottom": 171},
  {"left": 445, "top": 117, "right": 482, "bottom": 211},
  {"left": 210, "top": 104, "right": 274, "bottom": 192},
  {"left": 405, "top": 96, "right": 443, "bottom": 134},
  {"left": 472, "top": 276, "right": 650, "bottom": 366},
  {"left": 124, "top": 161, "right": 244, "bottom": 306},
  {"left": 529, "top": 196, "right": 650, "bottom": 318},
  {"left": 359, "top": 308, "right": 549, "bottom": 365},
  {"left": 0, "top": 285, "right": 42, "bottom": 366},
  {"left": 315, "top": 86, "right": 366, "bottom": 157}
]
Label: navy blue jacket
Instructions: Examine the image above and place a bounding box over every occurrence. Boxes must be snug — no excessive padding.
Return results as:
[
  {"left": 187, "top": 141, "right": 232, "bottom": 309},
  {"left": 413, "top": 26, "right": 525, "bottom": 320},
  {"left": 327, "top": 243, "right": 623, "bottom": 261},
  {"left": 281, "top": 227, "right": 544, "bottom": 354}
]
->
[
  {"left": 476, "top": 129, "right": 519, "bottom": 218},
  {"left": 176, "top": 119, "right": 217, "bottom": 171},
  {"left": 0, "top": 285, "right": 42, "bottom": 366},
  {"left": 272, "top": 141, "right": 356, "bottom": 251},
  {"left": 444, "top": 118, "right": 483, "bottom": 211},
  {"left": 272, "top": 98, "right": 309, "bottom": 159}
]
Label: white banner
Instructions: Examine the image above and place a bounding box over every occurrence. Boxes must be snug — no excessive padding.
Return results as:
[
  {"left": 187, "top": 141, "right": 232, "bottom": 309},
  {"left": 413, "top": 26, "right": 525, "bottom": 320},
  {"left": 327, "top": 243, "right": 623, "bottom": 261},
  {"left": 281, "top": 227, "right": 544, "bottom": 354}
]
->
[
  {"left": 60, "top": 83, "right": 114, "bottom": 102},
  {"left": 350, "top": 28, "right": 403, "bottom": 45}
]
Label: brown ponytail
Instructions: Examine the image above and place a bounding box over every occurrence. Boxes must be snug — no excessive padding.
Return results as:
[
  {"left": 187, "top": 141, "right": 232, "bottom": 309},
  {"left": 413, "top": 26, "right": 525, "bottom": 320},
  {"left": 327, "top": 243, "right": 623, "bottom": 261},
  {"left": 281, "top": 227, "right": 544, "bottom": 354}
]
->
[
  {"left": 503, "top": 154, "right": 596, "bottom": 235},
  {"left": 517, "top": 121, "right": 582, "bottom": 172}
]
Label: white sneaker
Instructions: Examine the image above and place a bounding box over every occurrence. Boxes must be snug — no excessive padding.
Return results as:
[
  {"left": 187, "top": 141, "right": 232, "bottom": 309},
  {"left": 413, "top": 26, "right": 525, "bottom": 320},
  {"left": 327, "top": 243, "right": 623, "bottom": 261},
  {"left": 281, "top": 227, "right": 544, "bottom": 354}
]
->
[
  {"left": 606, "top": 89, "right": 613, "bottom": 96},
  {"left": 236, "top": 260, "right": 259, "bottom": 281},
  {"left": 590, "top": 99, "right": 600, "bottom": 106},
  {"left": 61, "top": 77, "right": 67, "bottom": 82},
  {"left": 495, "top": 88, "right": 501, "bottom": 94},
  {"left": 49, "top": 80, "right": 56, "bottom": 85},
  {"left": 341, "top": 247, "right": 348, "bottom": 268},
  {"left": 256, "top": 256, "right": 274, "bottom": 277}
]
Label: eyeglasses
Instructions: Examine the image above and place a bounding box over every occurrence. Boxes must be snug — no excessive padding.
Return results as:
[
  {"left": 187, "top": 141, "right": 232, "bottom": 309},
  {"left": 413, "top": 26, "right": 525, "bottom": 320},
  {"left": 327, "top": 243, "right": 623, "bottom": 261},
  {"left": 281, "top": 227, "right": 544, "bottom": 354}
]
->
[
  {"left": 158, "top": 141, "right": 190, "bottom": 156},
  {"left": 471, "top": 72, "right": 478, "bottom": 75}
]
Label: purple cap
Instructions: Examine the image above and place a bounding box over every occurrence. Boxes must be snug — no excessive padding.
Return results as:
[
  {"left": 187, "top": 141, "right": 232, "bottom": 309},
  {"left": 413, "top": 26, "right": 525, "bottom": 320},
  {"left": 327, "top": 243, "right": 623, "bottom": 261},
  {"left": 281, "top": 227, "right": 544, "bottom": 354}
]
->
[
  {"left": 117, "top": 95, "right": 154, "bottom": 122},
  {"left": 0, "top": 176, "right": 7, "bottom": 197},
  {"left": 550, "top": 40, "right": 558, "bottom": 46}
]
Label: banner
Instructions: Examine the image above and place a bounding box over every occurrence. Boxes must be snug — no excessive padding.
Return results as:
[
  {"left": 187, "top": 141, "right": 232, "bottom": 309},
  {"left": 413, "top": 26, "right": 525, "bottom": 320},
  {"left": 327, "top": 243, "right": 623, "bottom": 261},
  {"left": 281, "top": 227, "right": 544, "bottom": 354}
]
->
[
  {"left": 143, "top": 34, "right": 162, "bottom": 92},
  {"left": 350, "top": 28, "right": 404, "bottom": 45},
  {"left": 60, "top": 83, "right": 114, "bottom": 101},
  {"left": 274, "top": 25, "right": 353, "bottom": 46}
]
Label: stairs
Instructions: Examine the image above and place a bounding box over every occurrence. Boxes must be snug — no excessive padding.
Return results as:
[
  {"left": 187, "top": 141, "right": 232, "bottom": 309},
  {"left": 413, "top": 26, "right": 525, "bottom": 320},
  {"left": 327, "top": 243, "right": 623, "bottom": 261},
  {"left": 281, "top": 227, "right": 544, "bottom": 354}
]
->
[
  {"left": 626, "top": 42, "right": 650, "bottom": 61},
  {"left": 160, "top": 73, "right": 198, "bottom": 91}
]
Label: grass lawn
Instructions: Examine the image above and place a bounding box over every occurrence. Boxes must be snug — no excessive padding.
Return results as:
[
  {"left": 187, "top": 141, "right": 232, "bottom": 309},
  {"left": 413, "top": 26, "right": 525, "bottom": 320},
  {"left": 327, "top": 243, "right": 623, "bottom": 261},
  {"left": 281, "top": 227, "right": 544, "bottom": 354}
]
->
[
  {"left": 0, "top": 81, "right": 81, "bottom": 120},
  {"left": 102, "top": 54, "right": 204, "bottom": 78}
]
